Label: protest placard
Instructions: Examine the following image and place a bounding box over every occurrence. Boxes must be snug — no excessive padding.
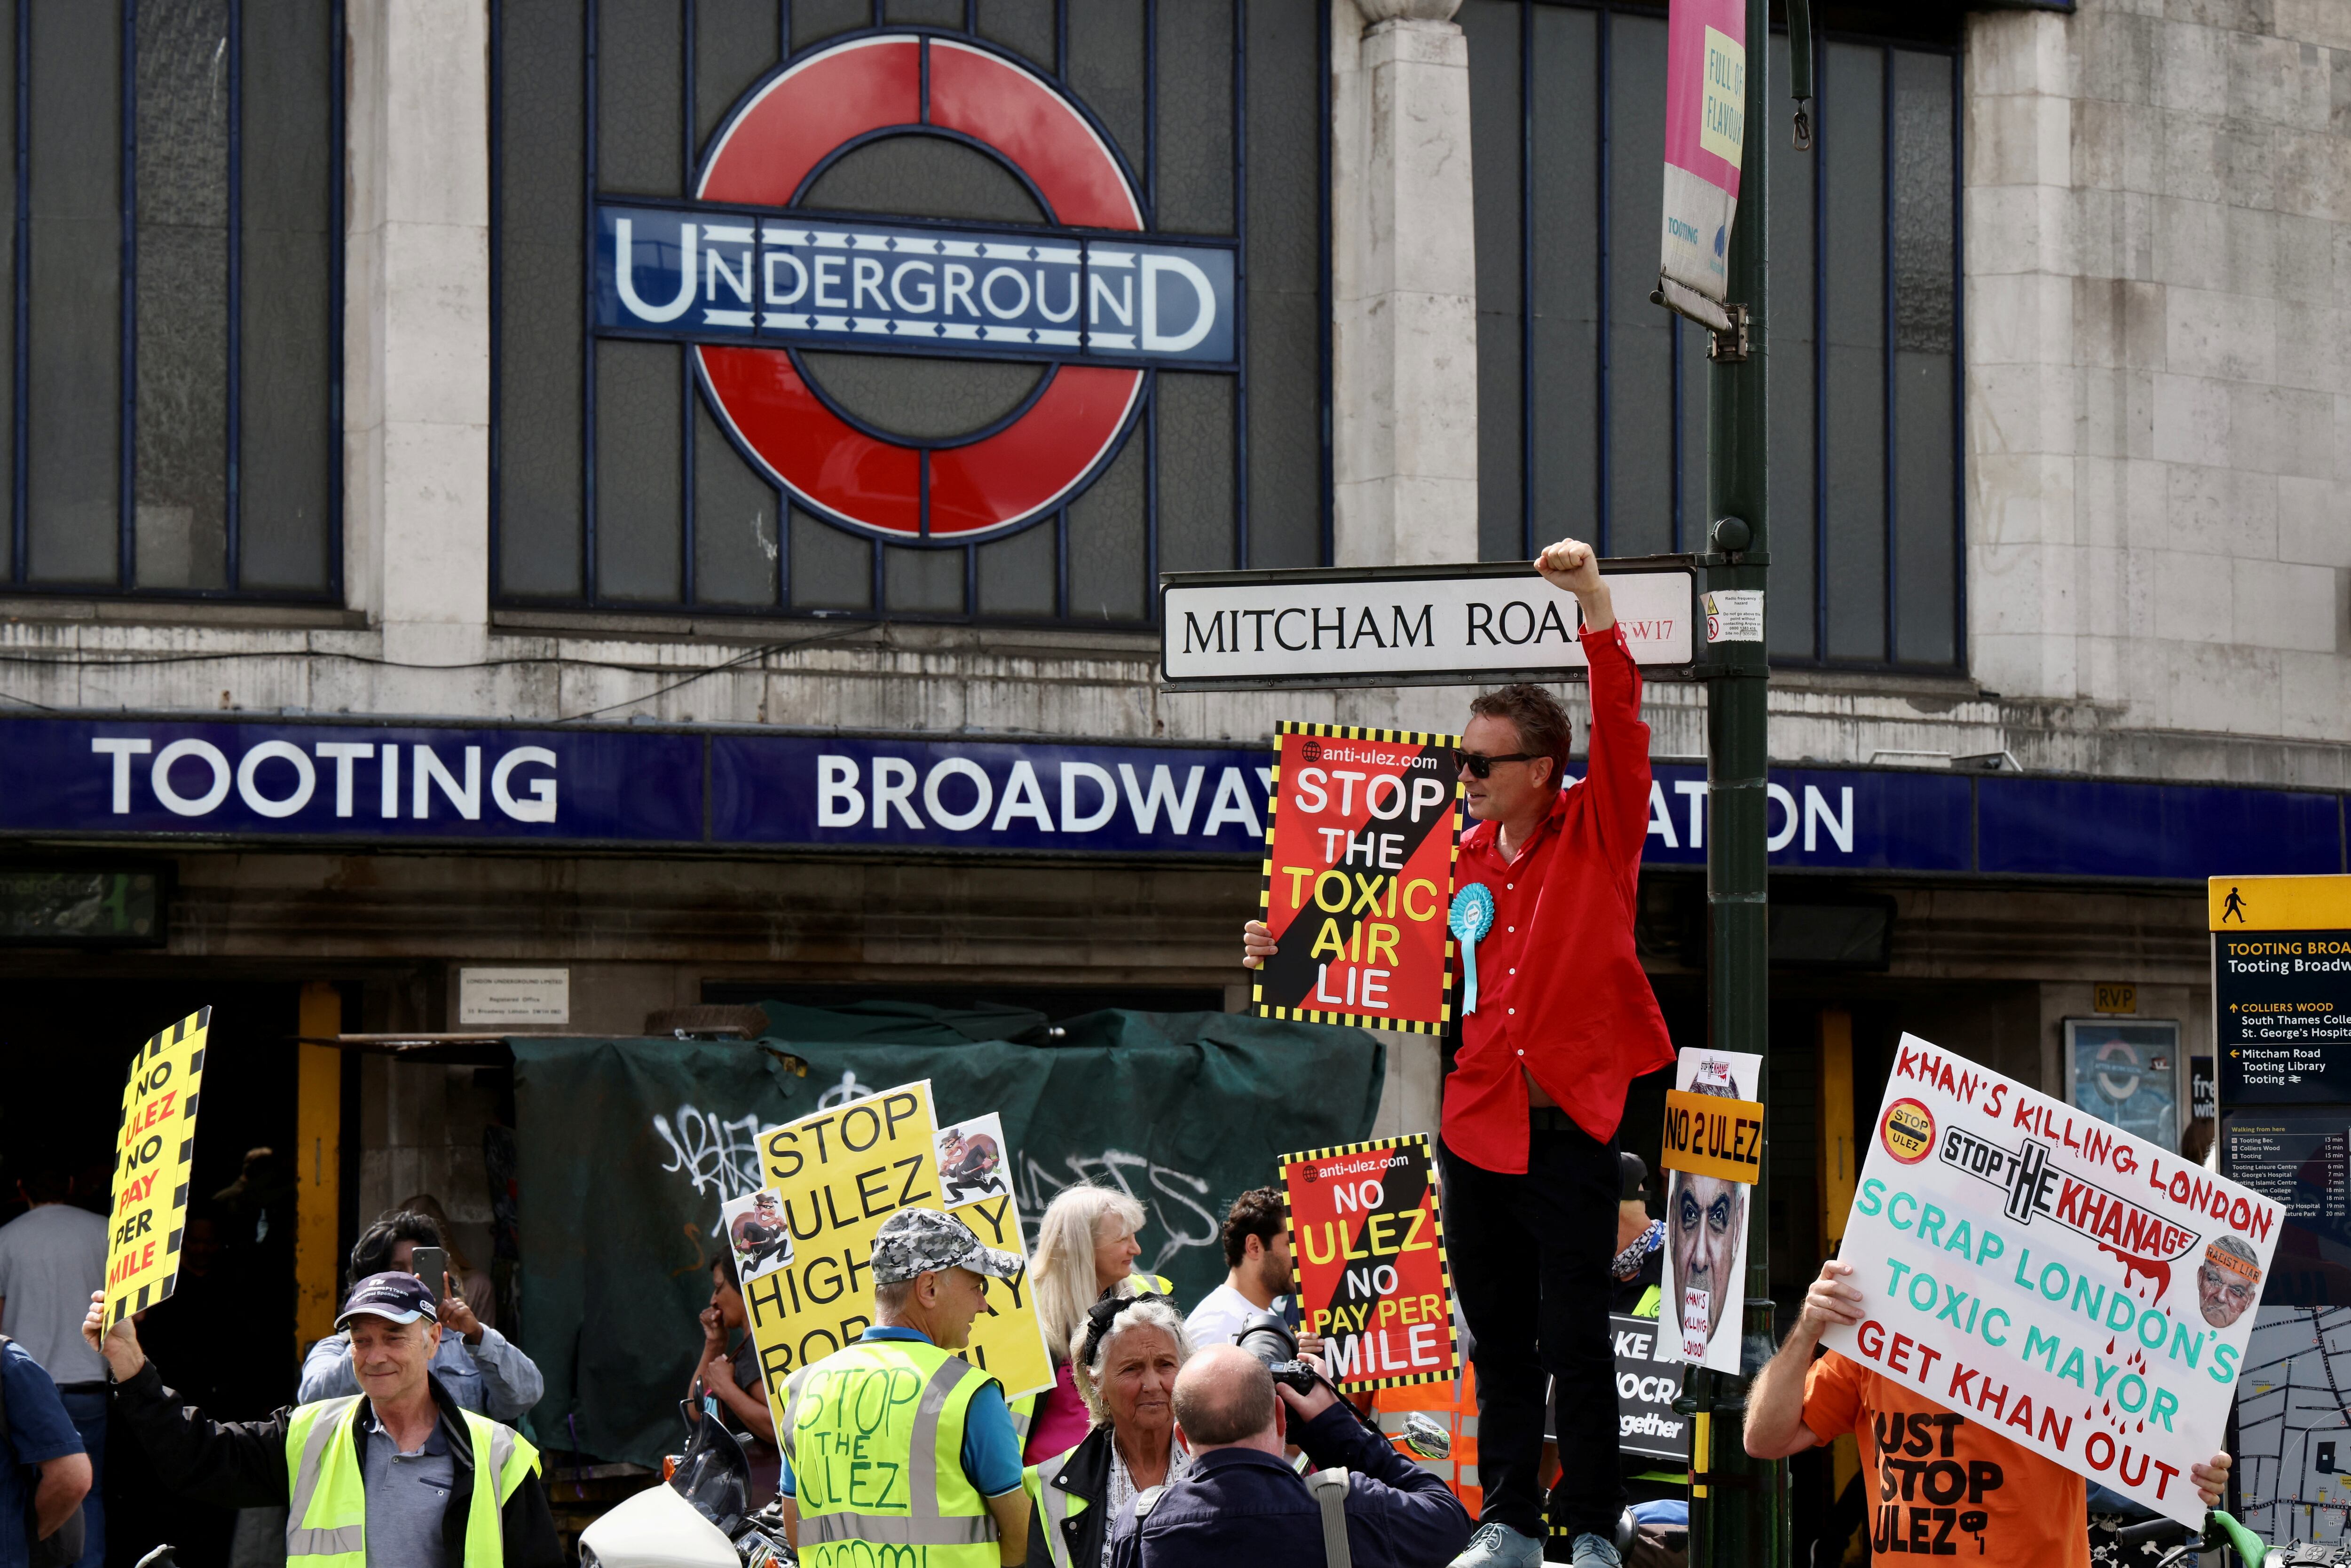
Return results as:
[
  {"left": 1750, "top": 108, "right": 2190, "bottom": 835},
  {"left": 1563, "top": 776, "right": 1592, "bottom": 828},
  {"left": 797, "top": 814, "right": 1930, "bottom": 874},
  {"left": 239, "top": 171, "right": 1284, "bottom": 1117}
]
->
[
  {"left": 1255, "top": 723, "right": 1460, "bottom": 1033},
  {"left": 1658, "top": 1048, "right": 1761, "bottom": 1372},
  {"left": 1610, "top": 1313, "right": 1688, "bottom": 1462},
  {"left": 1822, "top": 1033, "right": 2281, "bottom": 1526},
  {"left": 721, "top": 1188, "right": 793, "bottom": 1284},
  {"left": 735, "top": 1082, "right": 1053, "bottom": 1439},
  {"left": 1280, "top": 1133, "right": 1457, "bottom": 1391},
  {"left": 937, "top": 1113, "right": 1009, "bottom": 1205},
  {"left": 105, "top": 1006, "right": 210, "bottom": 1331}
]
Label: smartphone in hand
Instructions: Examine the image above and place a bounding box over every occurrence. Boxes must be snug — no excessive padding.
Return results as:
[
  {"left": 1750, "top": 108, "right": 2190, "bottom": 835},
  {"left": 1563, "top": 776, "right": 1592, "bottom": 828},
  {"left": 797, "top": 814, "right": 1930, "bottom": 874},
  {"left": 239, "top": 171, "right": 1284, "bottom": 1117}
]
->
[{"left": 411, "top": 1246, "right": 450, "bottom": 1298}]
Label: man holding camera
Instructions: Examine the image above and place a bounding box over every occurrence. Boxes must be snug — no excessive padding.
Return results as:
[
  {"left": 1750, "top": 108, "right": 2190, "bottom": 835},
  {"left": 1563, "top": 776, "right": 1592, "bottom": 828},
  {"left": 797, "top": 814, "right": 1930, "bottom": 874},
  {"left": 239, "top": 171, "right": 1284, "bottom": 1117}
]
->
[
  {"left": 1108, "top": 1345, "right": 1468, "bottom": 1568},
  {"left": 1246, "top": 539, "right": 1675, "bottom": 1568}
]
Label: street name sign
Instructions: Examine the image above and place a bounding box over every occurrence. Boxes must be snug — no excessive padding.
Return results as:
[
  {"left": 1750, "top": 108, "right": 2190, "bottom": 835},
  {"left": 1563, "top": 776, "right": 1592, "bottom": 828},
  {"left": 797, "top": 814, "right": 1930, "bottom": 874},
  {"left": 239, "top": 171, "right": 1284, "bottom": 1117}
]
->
[{"left": 1159, "top": 558, "right": 1700, "bottom": 689}]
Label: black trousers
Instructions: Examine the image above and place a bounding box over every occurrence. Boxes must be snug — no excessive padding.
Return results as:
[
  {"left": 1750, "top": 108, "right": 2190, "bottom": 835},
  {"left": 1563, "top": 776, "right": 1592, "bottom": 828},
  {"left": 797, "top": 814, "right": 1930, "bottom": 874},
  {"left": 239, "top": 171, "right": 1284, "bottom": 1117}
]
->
[{"left": 1440, "top": 1119, "right": 1626, "bottom": 1544}]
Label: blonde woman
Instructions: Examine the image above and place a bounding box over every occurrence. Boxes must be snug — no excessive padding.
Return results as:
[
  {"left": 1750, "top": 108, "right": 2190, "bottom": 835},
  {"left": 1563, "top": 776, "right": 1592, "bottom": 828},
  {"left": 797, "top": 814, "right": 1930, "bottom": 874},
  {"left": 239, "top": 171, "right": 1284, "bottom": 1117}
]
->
[{"left": 1024, "top": 1184, "right": 1163, "bottom": 1463}]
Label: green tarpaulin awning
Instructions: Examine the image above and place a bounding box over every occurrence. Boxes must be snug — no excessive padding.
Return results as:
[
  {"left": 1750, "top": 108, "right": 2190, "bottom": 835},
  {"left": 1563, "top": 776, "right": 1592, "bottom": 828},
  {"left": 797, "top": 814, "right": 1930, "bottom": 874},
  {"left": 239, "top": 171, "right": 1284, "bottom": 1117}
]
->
[{"left": 512, "top": 1006, "right": 1383, "bottom": 1466}]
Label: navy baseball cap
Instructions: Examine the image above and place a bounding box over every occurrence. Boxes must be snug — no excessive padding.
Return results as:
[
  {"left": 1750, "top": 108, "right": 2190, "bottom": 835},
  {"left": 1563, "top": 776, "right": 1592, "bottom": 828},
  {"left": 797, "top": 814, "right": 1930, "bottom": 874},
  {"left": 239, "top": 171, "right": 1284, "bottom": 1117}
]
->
[{"left": 336, "top": 1271, "right": 439, "bottom": 1330}]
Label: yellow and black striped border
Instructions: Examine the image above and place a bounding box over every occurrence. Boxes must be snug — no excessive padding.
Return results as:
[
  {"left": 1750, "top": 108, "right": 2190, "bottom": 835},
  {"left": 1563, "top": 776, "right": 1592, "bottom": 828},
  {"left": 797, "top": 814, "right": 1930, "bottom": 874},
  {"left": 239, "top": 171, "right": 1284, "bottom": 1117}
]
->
[
  {"left": 1274, "top": 1132, "right": 1461, "bottom": 1393},
  {"left": 109, "top": 1005, "right": 210, "bottom": 1326},
  {"left": 1254, "top": 725, "right": 1466, "bottom": 1034}
]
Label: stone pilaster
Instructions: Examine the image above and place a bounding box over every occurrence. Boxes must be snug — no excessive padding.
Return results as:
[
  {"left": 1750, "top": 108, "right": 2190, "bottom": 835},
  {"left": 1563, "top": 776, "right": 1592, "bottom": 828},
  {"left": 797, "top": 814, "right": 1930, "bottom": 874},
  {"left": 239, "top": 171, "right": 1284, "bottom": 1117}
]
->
[
  {"left": 344, "top": 0, "right": 493, "bottom": 665},
  {"left": 1331, "top": 0, "right": 1482, "bottom": 569}
]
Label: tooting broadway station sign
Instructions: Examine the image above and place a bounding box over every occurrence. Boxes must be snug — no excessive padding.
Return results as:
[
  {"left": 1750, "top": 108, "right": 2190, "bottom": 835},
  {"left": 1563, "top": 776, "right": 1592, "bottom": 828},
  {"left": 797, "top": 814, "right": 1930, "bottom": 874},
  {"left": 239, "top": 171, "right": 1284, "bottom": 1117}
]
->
[{"left": 594, "top": 34, "right": 1236, "bottom": 541}]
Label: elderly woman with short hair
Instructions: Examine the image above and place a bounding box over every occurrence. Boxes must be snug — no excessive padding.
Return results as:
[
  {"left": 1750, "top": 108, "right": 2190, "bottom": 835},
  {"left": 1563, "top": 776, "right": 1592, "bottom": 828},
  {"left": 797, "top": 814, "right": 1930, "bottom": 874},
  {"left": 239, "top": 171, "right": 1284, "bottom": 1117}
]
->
[{"left": 1022, "top": 1282, "right": 1190, "bottom": 1568}]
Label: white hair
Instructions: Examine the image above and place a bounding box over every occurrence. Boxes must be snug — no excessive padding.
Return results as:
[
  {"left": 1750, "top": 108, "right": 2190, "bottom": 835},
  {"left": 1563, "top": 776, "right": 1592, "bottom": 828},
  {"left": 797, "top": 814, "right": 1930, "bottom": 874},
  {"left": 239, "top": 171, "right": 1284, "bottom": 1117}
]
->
[
  {"left": 1071, "top": 1289, "right": 1190, "bottom": 1427},
  {"left": 1032, "top": 1184, "right": 1148, "bottom": 1368}
]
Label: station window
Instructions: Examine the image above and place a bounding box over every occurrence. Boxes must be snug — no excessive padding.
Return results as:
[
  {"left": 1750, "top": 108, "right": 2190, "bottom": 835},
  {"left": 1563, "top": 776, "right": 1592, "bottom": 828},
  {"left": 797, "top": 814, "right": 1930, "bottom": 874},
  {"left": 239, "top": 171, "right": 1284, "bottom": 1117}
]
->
[
  {"left": 492, "top": 0, "right": 1331, "bottom": 625},
  {"left": 0, "top": 1, "right": 343, "bottom": 602},
  {"left": 1464, "top": 1, "right": 1963, "bottom": 669}
]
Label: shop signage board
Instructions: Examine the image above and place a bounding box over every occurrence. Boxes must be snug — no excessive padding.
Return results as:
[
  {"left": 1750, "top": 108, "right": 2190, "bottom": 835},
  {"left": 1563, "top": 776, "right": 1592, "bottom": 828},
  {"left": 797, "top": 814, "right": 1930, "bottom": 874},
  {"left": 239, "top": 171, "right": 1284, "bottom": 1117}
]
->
[
  {"left": 586, "top": 34, "right": 1238, "bottom": 544},
  {"left": 732, "top": 1078, "right": 1053, "bottom": 1444},
  {"left": 1, "top": 716, "right": 2344, "bottom": 878},
  {"left": 1656, "top": 0, "right": 1747, "bottom": 331},
  {"left": 1159, "top": 559, "right": 1700, "bottom": 687},
  {"left": 104, "top": 1007, "right": 210, "bottom": 1331},
  {"left": 1825, "top": 1033, "right": 2279, "bottom": 1527},
  {"left": 1278, "top": 1134, "right": 1458, "bottom": 1392},
  {"left": 1658, "top": 1048, "right": 1762, "bottom": 1372},
  {"left": 1254, "top": 723, "right": 1460, "bottom": 1032}
]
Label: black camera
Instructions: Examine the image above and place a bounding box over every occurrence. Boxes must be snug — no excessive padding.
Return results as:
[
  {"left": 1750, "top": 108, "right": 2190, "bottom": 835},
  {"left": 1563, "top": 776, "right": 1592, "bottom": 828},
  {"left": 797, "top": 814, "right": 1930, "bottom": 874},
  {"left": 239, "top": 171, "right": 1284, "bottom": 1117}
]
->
[{"left": 1233, "top": 1309, "right": 1321, "bottom": 1395}]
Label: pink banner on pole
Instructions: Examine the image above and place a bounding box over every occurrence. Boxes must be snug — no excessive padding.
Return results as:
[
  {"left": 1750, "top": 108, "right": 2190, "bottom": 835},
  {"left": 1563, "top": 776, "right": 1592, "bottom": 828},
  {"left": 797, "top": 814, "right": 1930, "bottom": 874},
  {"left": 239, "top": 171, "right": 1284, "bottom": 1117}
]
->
[{"left": 1657, "top": 0, "right": 1747, "bottom": 329}]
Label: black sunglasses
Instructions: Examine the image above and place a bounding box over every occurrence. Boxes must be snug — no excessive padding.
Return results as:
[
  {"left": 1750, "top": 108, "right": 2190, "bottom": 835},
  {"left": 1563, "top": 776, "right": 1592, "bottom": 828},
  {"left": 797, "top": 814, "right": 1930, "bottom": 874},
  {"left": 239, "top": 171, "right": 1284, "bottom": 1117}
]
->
[{"left": 1457, "top": 751, "right": 1539, "bottom": 779}]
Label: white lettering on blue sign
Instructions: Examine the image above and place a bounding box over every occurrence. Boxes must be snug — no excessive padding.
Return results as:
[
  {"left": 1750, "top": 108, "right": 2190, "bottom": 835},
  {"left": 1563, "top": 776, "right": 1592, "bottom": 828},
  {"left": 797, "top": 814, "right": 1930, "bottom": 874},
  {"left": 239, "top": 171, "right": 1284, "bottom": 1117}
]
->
[
  {"left": 594, "top": 204, "right": 1236, "bottom": 366},
  {"left": 89, "top": 737, "right": 560, "bottom": 823},
  {"left": 812, "top": 754, "right": 1269, "bottom": 839},
  {"left": 1640, "top": 777, "right": 1852, "bottom": 854}
]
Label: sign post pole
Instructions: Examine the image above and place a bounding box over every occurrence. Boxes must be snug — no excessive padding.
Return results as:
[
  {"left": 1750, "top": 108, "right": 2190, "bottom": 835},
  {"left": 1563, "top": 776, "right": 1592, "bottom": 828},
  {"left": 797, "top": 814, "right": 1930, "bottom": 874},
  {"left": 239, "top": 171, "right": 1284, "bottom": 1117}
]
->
[{"left": 1681, "top": 0, "right": 1788, "bottom": 1561}]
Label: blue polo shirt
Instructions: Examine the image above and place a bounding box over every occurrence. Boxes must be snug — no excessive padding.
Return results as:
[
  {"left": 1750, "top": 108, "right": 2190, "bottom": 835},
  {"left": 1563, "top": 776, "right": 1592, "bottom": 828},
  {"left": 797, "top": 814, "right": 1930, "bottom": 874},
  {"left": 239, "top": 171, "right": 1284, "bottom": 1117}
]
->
[
  {"left": 775, "top": 1327, "right": 1023, "bottom": 1500},
  {"left": 0, "top": 1340, "right": 86, "bottom": 1568}
]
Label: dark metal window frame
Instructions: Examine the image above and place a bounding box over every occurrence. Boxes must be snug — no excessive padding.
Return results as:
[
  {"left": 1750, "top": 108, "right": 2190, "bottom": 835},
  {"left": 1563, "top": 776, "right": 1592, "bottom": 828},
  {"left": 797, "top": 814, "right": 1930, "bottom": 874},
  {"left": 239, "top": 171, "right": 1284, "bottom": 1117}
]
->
[
  {"left": 1500, "top": 0, "right": 1964, "bottom": 672},
  {"left": 0, "top": 0, "right": 347, "bottom": 604},
  {"left": 490, "top": 0, "right": 1335, "bottom": 626}
]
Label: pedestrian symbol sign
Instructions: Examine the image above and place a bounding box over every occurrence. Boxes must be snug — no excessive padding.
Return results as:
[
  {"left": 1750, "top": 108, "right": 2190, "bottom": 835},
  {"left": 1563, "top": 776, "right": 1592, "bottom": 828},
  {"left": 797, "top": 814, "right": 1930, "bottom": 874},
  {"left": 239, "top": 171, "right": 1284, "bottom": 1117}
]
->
[{"left": 104, "top": 1007, "right": 209, "bottom": 1332}]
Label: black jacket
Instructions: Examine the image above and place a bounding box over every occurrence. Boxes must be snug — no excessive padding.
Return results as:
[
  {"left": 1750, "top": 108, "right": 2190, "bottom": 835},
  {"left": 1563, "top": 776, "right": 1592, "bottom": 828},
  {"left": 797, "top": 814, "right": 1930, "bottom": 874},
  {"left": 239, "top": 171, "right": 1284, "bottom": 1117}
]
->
[
  {"left": 111, "top": 1359, "right": 565, "bottom": 1568},
  {"left": 1108, "top": 1403, "right": 1470, "bottom": 1568},
  {"left": 1029, "top": 1419, "right": 1120, "bottom": 1568}
]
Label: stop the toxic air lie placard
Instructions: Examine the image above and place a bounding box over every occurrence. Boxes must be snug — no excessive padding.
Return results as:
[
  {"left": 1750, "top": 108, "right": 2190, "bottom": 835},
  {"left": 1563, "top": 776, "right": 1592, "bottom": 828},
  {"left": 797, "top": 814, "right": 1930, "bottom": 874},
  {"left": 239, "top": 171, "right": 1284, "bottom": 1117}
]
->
[
  {"left": 105, "top": 1007, "right": 209, "bottom": 1331},
  {"left": 1254, "top": 723, "right": 1460, "bottom": 1032}
]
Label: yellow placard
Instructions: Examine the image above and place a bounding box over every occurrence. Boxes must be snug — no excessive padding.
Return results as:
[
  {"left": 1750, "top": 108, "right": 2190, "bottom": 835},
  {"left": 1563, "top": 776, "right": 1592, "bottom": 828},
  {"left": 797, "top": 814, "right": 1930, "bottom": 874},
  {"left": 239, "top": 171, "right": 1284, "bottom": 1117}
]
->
[
  {"left": 1658, "top": 1087, "right": 1765, "bottom": 1184},
  {"left": 737, "top": 1082, "right": 1053, "bottom": 1442},
  {"left": 104, "top": 1007, "right": 210, "bottom": 1331},
  {"left": 2209, "top": 875, "right": 2351, "bottom": 932},
  {"left": 2093, "top": 982, "right": 2138, "bottom": 1015}
]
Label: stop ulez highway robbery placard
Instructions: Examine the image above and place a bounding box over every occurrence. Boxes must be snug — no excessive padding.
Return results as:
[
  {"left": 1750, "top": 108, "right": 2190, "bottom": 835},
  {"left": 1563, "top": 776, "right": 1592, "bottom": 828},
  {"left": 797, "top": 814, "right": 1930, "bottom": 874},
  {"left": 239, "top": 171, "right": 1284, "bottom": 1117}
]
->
[
  {"left": 1254, "top": 723, "right": 1460, "bottom": 1033},
  {"left": 1823, "top": 1034, "right": 2280, "bottom": 1527},
  {"left": 731, "top": 1079, "right": 1054, "bottom": 1444}
]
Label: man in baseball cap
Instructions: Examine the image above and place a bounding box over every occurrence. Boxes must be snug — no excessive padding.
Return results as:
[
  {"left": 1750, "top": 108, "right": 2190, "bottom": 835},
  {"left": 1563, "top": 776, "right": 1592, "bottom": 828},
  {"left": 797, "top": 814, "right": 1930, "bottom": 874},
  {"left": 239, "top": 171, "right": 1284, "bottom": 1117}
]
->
[
  {"left": 82, "top": 1269, "right": 561, "bottom": 1566},
  {"left": 777, "top": 1208, "right": 1031, "bottom": 1565}
]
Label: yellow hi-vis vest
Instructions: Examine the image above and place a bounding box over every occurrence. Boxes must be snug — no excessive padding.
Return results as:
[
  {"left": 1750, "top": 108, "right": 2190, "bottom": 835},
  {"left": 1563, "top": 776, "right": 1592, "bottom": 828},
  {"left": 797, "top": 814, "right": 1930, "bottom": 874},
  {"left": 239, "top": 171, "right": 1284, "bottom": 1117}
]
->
[
  {"left": 283, "top": 1395, "right": 540, "bottom": 1568},
  {"left": 1022, "top": 1445, "right": 1091, "bottom": 1568},
  {"left": 783, "top": 1337, "right": 1002, "bottom": 1568}
]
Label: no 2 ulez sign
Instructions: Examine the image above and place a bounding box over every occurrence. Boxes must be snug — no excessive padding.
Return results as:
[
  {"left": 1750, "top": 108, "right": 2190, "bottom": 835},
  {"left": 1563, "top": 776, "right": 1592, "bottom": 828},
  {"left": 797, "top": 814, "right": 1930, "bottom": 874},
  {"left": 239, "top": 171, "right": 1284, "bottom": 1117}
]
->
[{"left": 1160, "top": 559, "right": 1699, "bottom": 688}]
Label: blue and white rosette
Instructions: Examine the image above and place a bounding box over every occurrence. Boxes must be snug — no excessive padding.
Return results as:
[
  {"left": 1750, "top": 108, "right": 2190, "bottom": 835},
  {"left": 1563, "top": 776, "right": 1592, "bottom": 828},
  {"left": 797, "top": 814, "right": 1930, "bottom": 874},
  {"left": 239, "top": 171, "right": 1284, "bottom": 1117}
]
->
[{"left": 1449, "top": 883, "right": 1496, "bottom": 1014}]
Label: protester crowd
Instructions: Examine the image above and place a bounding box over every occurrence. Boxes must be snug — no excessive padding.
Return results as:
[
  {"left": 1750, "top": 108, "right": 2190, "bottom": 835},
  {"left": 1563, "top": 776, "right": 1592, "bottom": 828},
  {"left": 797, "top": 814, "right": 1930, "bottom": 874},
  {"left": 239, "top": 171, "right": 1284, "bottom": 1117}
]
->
[{"left": 0, "top": 541, "right": 2249, "bottom": 1568}]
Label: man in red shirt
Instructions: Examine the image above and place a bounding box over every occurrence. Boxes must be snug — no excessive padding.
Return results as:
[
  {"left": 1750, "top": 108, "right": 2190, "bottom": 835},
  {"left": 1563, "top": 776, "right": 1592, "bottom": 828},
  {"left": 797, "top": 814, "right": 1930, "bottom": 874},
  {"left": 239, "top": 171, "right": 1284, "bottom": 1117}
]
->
[{"left": 1246, "top": 539, "right": 1675, "bottom": 1568}]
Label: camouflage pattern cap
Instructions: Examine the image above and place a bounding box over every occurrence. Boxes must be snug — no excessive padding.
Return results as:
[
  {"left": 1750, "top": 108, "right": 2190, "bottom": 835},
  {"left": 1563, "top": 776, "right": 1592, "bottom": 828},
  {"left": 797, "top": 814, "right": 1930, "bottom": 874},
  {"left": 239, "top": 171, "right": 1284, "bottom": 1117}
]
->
[{"left": 871, "top": 1207, "right": 1024, "bottom": 1285}]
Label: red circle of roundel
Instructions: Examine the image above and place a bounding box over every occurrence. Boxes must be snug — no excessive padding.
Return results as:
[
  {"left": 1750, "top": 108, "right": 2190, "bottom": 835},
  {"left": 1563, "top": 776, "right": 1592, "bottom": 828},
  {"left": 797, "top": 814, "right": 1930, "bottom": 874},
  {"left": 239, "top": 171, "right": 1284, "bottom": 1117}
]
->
[{"left": 693, "top": 36, "right": 1144, "bottom": 543}]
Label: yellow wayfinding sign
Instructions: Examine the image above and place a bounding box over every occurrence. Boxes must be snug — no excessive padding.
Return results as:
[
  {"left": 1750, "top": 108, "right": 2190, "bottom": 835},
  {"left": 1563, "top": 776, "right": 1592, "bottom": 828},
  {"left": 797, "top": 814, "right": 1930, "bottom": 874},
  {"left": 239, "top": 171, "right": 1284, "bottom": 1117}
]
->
[
  {"left": 1658, "top": 1087, "right": 1765, "bottom": 1183},
  {"left": 104, "top": 1007, "right": 210, "bottom": 1331},
  {"left": 736, "top": 1081, "right": 1053, "bottom": 1440}
]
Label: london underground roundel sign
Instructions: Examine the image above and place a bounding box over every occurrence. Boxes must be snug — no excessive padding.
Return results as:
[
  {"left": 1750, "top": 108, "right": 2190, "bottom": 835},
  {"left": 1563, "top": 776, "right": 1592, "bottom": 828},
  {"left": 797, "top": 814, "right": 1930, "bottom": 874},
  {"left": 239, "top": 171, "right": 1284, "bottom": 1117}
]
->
[{"left": 592, "top": 34, "right": 1238, "bottom": 544}]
